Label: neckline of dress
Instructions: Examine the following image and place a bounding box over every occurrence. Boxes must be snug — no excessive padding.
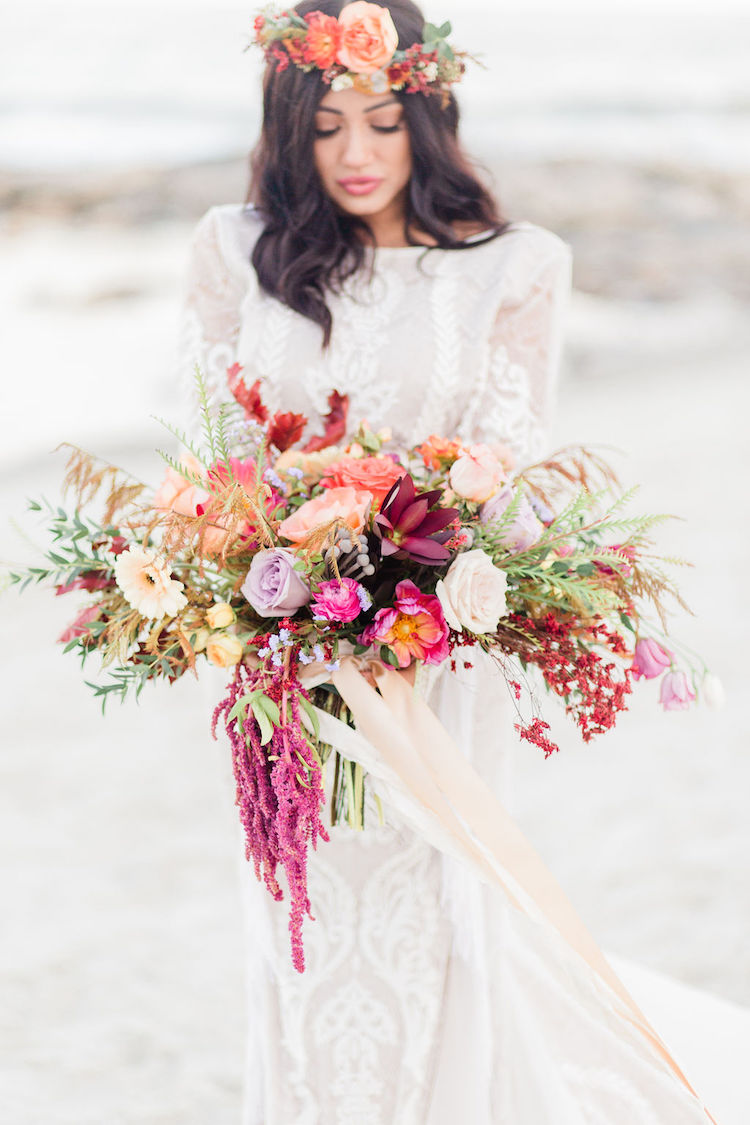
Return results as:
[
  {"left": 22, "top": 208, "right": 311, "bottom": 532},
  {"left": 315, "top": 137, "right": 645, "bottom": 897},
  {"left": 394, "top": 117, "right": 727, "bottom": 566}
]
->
[{"left": 372, "top": 229, "right": 500, "bottom": 253}]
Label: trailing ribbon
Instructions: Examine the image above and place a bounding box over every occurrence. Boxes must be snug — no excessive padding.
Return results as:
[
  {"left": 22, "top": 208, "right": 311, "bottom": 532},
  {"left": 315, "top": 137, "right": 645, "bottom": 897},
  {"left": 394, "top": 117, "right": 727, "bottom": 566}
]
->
[{"left": 309, "top": 655, "right": 719, "bottom": 1124}]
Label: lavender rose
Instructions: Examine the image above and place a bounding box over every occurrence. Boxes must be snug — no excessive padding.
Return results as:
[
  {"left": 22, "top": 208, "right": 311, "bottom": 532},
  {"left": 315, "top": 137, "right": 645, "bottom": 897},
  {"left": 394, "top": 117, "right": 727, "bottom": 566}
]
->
[
  {"left": 480, "top": 485, "right": 544, "bottom": 552},
  {"left": 241, "top": 548, "right": 311, "bottom": 618}
]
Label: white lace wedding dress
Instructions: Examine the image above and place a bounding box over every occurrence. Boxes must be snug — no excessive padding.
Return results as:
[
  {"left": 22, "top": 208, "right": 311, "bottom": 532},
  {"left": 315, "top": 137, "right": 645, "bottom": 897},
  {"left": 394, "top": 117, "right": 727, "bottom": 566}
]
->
[{"left": 178, "top": 204, "right": 725, "bottom": 1125}]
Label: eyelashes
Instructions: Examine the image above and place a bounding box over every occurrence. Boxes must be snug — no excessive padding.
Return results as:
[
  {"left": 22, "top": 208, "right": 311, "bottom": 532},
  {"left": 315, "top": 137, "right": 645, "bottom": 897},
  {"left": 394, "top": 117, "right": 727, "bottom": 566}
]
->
[{"left": 314, "top": 123, "right": 404, "bottom": 139}]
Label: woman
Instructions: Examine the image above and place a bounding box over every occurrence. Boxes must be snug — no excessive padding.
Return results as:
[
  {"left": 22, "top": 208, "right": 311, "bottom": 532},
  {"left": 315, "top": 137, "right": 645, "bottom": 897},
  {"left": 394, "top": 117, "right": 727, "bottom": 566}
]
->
[{"left": 178, "top": 2, "right": 717, "bottom": 1122}]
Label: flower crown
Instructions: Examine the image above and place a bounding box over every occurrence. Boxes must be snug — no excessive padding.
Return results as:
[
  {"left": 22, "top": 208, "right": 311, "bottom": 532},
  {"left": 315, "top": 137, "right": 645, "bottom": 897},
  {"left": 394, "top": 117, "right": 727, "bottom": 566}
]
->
[{"left": 252, "top": 3, "right": 466, "bottom": 100}]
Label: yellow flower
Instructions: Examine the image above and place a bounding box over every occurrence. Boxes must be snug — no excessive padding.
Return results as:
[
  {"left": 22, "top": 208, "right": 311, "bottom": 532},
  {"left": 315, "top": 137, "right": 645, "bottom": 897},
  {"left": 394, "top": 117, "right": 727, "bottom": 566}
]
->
[
  {"left": 206, "top": 633, "right": 244, "bottom": 668},
  {"left": 113, "top": 545, "right": 187, "bottom": 619},
  {"left": 206, "top": 602, "right": 236, "bottom": 629},
  {"left": 191, "top": 627, "right": 211, "bottom": 653}
]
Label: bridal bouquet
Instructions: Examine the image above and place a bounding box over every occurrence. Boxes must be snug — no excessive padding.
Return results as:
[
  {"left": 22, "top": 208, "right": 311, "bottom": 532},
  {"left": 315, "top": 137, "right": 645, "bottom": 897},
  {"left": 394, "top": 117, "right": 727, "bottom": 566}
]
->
[{"left": 11, "top": 366, "right": 714, "bottom": 970}]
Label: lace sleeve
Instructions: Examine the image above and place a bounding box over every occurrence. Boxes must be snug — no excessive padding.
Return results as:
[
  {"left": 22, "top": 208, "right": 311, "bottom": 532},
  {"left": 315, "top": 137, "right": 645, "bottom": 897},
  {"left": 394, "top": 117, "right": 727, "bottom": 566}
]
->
[
  {"left": 175, "top": 206, "right": 255, "bottom": 442},
  {"left": 461, "top": 229, "right": 573, "bottom": 466}
]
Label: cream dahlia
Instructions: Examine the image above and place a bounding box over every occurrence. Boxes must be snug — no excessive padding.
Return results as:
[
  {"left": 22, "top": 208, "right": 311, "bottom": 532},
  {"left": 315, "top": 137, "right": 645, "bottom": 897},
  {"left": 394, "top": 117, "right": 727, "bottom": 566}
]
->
[{"left": 113, "top": 545, "right": 187, "bottom": 619}]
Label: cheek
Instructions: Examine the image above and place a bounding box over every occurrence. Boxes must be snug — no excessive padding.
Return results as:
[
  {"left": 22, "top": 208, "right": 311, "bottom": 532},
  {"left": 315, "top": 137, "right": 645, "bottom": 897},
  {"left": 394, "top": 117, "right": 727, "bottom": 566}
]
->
[
  {"left": 389, "top": 132, "right": 412, "bottom": 182},
  {"left": 313, "top": 141, "right": 336, "bottom": 185}
]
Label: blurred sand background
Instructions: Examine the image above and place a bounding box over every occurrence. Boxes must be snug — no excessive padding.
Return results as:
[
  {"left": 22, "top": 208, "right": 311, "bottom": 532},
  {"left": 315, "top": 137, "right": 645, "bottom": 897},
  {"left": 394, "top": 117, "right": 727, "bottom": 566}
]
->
[{"left": 1, "top": 0, "right": 749, "bottom": 1121}]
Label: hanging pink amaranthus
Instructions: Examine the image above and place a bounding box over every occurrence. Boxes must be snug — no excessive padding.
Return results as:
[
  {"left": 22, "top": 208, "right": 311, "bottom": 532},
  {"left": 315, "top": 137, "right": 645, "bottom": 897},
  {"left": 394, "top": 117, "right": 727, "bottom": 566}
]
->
[{"left": 212, "top": 661, "right": 329, "bottom": 972}]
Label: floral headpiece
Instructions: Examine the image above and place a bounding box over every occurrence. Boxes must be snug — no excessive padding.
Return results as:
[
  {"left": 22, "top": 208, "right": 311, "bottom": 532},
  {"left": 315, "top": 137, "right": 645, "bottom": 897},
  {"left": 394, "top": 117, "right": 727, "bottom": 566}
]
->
[{"left": 252, "top": 3, "right": 466, "bottom": 100}]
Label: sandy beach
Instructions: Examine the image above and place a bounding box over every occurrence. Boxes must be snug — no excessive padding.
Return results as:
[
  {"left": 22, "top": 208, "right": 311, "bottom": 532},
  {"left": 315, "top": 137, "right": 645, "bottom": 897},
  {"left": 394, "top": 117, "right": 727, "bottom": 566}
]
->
[{"left": 2, "top": 0, "right": 750, "bottom": 1119}]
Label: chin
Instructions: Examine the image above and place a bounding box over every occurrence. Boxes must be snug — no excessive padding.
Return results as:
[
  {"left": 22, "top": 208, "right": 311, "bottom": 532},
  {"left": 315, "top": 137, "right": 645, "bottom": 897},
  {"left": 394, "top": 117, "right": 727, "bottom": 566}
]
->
[{"left": 330, "top": 186, "right": 400, "bottom": 220}]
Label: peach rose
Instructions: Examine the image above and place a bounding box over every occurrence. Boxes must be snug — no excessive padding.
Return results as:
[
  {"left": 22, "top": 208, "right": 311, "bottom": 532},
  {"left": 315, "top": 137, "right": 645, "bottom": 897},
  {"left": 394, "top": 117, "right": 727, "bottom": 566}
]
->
[
  {"left": 153, "top": 453, "right": 210, "bottom": 517},
  {"left": 206, "top": 602, "right": 236, "bottom": 629},
  {"left": 206, "top": 632, "right": 244, "bottom": 668},
  {"left": 274, "top": 445, "right": 343, "bottom": 483},
  {"left": 321, "top": 454, "right": 406, "bottom": 507},
  {"left": 277, "top": 486, "right": 373, "bottom": 543},
  {"left": 416, "top": 434, "right": 464, "bottom": 471},
  {"left": 449, "top": 444, "right": 506, "bottom": 504},
  {"left": 337, "top": 1, "right": 399, "bottom": 74}
]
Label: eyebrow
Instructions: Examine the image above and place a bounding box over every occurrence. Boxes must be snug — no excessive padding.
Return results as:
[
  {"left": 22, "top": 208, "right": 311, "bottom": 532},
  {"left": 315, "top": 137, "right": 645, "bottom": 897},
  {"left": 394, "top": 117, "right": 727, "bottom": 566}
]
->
[{"left": 316, "top": 99, "right": 400, "bottom": 116}]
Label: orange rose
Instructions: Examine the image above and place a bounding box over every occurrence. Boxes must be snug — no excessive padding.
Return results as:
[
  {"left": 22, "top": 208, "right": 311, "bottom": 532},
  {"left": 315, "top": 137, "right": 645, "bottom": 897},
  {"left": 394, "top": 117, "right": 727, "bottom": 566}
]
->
[
  {"left": 416, "top": 435, "right": 464, "bottom": 471},
  {"left": 303, "top": 12, "right": 342, "bottom": 68},
  {"left": 337, "top": 1, "right": 399, "bottom": 74},
  {"left": 321, "top": 454, "right": 406, "bottom": 507},
  {"left": 277, "top": 487, "right": 373, "bottom": 544}
]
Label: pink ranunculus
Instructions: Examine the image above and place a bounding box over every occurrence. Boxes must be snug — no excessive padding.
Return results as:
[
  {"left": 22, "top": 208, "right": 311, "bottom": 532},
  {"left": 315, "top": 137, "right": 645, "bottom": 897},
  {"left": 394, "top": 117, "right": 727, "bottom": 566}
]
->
[
  {"left": 659, "top": 669, "right": 696, "bottom": 711},
  {"left": 358, "top": 579, "right": 449, "bottom": 668},
  {"left": 311, "top": 577, "right": 367, "bottom": 624},
  {"left": 336, "top": 1, "right": 399, "bottom": 74},
  {"left": 632, "top": 637, "right": 672, "bottom": 681},
  {"left": 277, "top": 486, "right": 373, "bottom": 544},
  {"left": 58, "top": 605, "right": 99, "bottom": 644},
  {"left": 241, "top": 548, "right": 311, "bottom": 619},
  {"left": 479, "top": 485, "right": 544, "bottom": 552},
  {"left": 449, "top": 444, "right": 506, "bottom": 504}
]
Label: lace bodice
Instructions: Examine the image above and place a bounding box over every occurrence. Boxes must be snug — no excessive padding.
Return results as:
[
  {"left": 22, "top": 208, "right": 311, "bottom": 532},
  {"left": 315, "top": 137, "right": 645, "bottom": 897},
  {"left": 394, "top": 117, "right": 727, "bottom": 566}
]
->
[{"left": 177, "top": 204, "right": 572, "bottom": 464}]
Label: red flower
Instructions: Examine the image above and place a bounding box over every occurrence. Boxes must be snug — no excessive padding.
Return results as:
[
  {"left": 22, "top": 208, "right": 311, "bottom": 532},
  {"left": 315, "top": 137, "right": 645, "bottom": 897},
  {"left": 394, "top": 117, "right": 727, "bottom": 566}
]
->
[
  {"left": 227, "top": 363, "right": 268, "bottom": 424},
  {"left": 303, "top": 12, "right": 342, "bottom": 68},
  {"left": 56, "top": 570, "right": 111, "bottom": 596},
  {"left": 58, "top": 605, "right": 100, "bottom": 645},
  {"left": 302, "top": 390, "right": 349, "bottom": 453},
  {"left": 268, "top": 411, "right": 307, "bottom": 452}
]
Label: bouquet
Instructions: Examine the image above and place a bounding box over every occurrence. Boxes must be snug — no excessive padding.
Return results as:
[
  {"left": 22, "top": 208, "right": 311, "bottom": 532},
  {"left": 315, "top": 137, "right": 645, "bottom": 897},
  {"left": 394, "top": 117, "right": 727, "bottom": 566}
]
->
[{"left": 10, "top": 366, "right": 716, "bottom": 970}]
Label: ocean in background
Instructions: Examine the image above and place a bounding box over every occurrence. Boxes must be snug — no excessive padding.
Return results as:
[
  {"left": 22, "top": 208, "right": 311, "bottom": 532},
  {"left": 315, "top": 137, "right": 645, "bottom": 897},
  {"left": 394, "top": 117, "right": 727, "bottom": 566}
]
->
[{"left": 2, "top": 0, "right": 750, "bottom": 172}]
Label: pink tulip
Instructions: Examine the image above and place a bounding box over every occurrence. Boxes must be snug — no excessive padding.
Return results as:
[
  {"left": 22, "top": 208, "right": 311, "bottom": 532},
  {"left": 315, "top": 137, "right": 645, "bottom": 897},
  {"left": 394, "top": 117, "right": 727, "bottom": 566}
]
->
[
  {"left": 659, "top": 670, "right": 696, "bottom": 711},
  {"left": 632, "top": 637, "right": 672, "bottom": 680}
]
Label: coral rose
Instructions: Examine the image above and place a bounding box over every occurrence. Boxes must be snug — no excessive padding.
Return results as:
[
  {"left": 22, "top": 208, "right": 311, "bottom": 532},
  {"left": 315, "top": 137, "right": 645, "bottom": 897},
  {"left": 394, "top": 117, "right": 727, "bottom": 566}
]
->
[
  {"left": 449, "top": 444, "right": 506, "bottom": 503},
  {"left": 303, "top": 11, "right": 342, "bottom": 68},
  {"left": 277, "top": 487, "right": 373, "bottom": 544},
  {"left": 321, "top": 454, "right": 406, "bottom": 507},
  {"left": 337, "top": 1, "right": 399, "bottom": 74}
]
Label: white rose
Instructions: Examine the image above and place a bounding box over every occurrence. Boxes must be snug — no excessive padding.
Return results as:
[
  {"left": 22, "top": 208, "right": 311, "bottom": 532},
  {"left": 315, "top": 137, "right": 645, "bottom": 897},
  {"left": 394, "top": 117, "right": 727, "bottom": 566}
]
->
[{"left": 435, "top": 549, "right": 508, "bottom": 635}]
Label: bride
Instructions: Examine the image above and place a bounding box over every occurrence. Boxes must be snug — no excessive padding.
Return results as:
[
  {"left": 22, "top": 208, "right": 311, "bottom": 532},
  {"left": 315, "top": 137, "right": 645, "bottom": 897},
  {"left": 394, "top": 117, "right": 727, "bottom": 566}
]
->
[{"left": 178, "top": 2, "right": 720, "bottom": 1121}]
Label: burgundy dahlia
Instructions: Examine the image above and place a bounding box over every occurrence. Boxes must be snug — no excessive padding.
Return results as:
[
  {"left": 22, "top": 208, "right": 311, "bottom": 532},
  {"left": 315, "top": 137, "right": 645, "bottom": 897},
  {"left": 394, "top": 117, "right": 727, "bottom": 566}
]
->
[{"left": 373, "top": 474, "right": 459, "bottom": 566}]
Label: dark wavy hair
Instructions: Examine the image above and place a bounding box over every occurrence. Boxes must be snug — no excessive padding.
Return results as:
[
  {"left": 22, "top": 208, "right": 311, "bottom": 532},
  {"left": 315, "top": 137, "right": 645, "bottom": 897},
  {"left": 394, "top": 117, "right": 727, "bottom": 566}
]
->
[{"left": 247, "top": 0, "right": 508, "bottom": 345}]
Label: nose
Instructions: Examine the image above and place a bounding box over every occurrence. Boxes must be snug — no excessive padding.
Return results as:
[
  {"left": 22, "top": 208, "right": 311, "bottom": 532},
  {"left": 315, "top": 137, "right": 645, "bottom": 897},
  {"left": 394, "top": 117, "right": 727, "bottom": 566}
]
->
[{"left": 341, "top": 124, "right": 373, "bottom": 169}]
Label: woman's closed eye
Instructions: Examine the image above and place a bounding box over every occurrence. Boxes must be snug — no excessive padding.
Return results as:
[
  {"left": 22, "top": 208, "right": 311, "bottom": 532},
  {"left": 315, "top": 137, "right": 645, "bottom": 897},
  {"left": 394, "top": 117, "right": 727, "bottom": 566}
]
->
[{"left": 314, "top": 120, "right": 405, "bottom": 140}]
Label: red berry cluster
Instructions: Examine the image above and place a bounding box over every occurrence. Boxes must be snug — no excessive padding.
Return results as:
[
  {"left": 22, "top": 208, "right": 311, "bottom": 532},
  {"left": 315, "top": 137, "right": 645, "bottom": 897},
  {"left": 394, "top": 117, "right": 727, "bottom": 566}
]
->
[{"left": 510, "top": 612, "right": 633, "bottom": 744}]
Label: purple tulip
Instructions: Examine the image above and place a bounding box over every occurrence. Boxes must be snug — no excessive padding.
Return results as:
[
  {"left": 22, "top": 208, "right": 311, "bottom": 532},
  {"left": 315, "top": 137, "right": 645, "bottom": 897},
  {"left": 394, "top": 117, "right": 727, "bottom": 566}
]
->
[
  {"left": 659, "top": 670, "right": 696, "bottom": 711},
  {"left": 632, "top": 637, "right": 672, "bottom": 680},
  {"left": 241, "top": 548, "right": 311, "bottom": 618}
]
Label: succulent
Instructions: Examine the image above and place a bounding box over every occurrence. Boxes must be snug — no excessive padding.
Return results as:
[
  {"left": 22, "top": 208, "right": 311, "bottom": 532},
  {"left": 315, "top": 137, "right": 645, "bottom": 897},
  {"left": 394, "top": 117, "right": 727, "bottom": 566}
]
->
[{"left": 373, "top": 474, "right": 458, "bottom": 566}]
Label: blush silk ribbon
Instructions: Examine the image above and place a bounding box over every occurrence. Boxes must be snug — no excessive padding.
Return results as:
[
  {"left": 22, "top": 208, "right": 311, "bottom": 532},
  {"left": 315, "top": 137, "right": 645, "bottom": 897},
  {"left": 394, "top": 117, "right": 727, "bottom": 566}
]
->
[{"left": 304, "top": 654, "right": 720, "bottom": 1124}]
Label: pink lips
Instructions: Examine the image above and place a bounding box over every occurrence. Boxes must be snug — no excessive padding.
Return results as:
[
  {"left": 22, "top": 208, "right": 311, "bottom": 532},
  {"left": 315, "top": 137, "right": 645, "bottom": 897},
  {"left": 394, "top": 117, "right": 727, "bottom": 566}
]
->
[{"left": 336, "top": 177, "right": 383, "bottom": 196}]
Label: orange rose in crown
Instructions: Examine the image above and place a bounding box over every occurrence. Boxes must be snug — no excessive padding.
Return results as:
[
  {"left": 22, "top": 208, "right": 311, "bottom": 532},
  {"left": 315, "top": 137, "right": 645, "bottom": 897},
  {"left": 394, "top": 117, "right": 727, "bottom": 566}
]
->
[
  {"left": 337, "top": 1, "right": 399, "bottom": 74},
  {"left": 320, "top": 454, "right": 406, "bottom": 507}
]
